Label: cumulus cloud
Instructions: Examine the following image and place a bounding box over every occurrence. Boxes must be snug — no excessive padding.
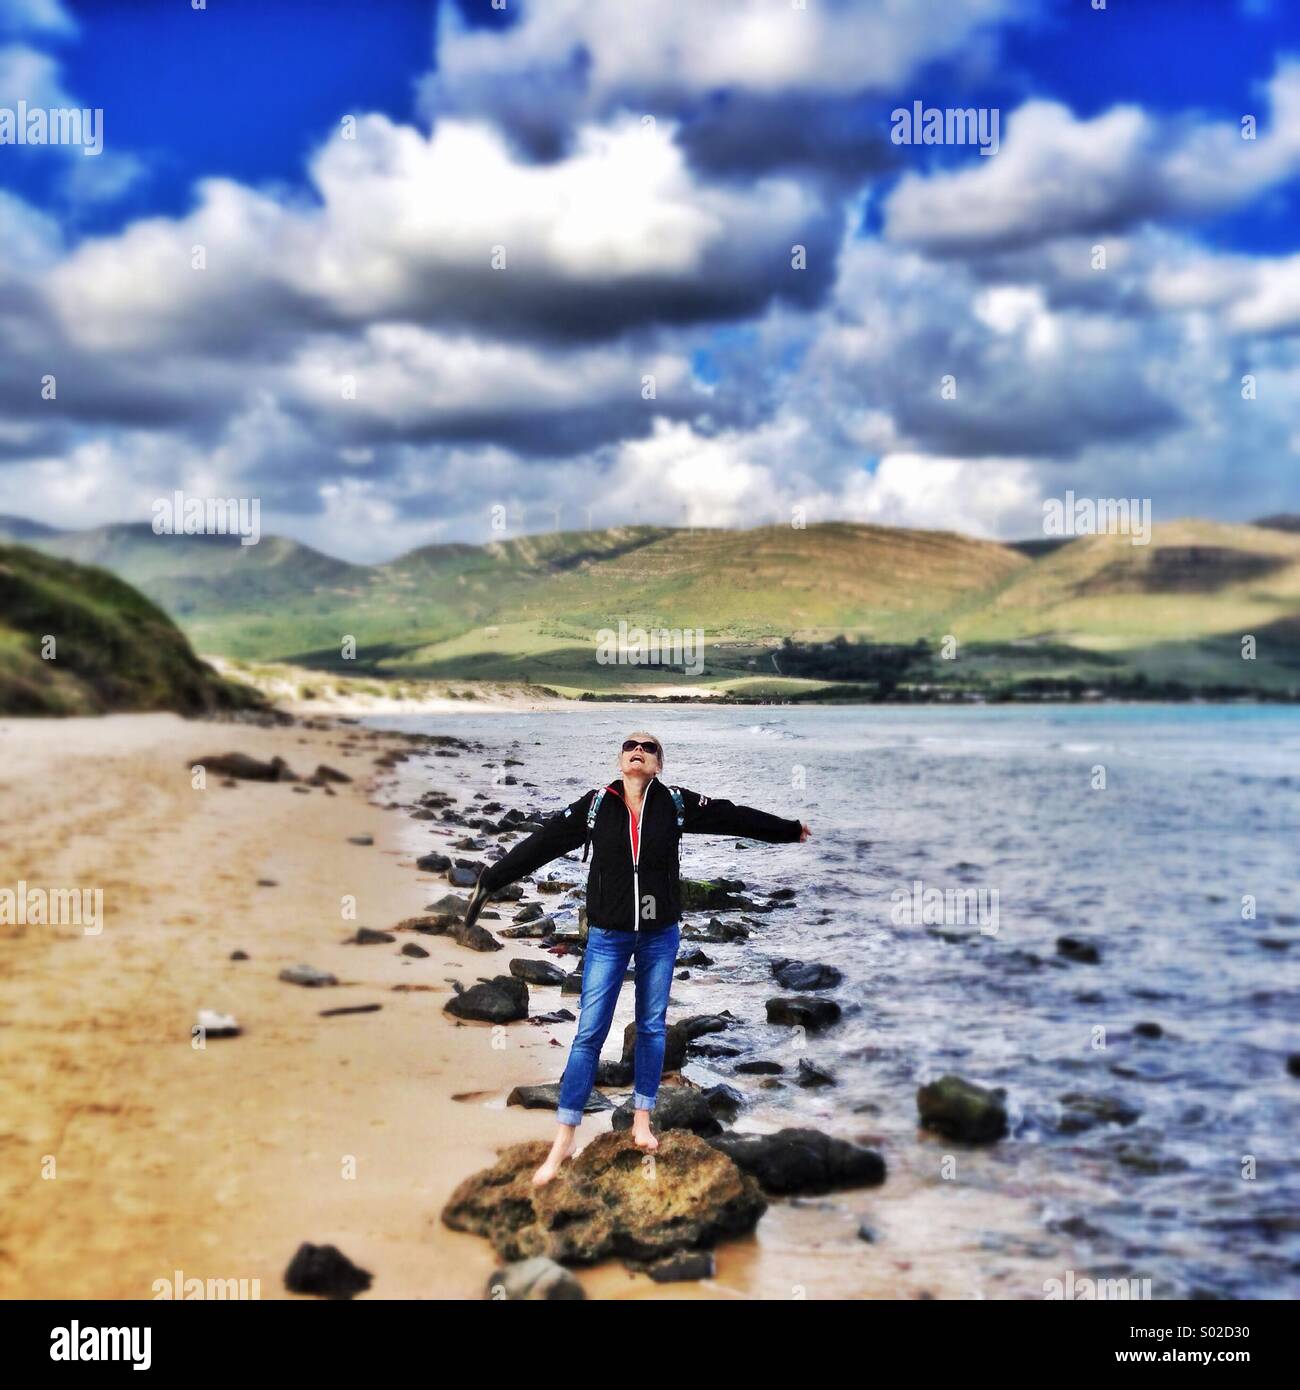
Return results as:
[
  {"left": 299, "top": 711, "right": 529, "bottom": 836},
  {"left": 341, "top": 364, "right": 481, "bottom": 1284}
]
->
[{"left": 884, "top": 61, "right": 1300, "bottom": 254}]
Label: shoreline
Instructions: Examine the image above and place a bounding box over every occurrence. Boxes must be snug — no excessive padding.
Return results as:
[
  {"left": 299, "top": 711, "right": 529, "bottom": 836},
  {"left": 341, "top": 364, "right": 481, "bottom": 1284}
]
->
[{"left": 0, "top": 710, "right": 1060, "bottom": 1299}]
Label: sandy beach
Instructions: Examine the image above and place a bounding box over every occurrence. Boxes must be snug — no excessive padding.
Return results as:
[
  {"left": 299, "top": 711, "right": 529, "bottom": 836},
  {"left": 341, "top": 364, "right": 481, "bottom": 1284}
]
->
[{"left": 0, "top": 710, "right": 1055, "bottom": 1301}]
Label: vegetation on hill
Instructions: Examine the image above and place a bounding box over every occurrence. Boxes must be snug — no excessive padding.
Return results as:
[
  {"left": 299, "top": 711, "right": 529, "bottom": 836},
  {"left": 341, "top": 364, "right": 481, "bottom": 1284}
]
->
[{"left": 0, "top": 544, "right": 264, "bottom": 716}]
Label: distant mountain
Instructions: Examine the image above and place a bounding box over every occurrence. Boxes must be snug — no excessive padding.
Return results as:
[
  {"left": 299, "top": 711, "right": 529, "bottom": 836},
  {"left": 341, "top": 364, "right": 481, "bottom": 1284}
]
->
[
  {"left": 1254, "top": 514, "right": 1300, "bottom": 533},
  {"left": 2, "top": 514, "right": 1297, "bottom": 699},
  {"left": 0, "top": 543, "right": 263, "bottom": 716},
  {"left": 0, "top": 515, "right": 64, "bottom": 541}
]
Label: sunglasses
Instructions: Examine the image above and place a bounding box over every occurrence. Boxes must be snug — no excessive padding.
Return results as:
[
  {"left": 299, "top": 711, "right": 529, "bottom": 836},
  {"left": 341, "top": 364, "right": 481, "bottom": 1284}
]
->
[{"left": 622, "top": 740, "right": 660, "bottom": 756}]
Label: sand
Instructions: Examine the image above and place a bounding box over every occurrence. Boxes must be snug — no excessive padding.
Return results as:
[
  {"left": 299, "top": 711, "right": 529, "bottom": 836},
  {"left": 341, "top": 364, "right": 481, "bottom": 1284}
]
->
[{"left": 0, "top": 712, "right": 1055, "bottom": 1300}]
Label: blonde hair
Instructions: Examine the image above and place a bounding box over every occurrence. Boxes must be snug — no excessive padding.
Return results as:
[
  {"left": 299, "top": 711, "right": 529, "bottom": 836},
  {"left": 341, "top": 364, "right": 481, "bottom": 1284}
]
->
[{"left": 617, "top": 730, "right": 664, "bottom": 768}]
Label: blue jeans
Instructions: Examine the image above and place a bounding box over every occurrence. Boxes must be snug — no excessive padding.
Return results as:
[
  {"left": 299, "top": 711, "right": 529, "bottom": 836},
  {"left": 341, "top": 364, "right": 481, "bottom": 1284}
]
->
[{"left": 555, "top": 922, "right": 681, "bottom": 1126}]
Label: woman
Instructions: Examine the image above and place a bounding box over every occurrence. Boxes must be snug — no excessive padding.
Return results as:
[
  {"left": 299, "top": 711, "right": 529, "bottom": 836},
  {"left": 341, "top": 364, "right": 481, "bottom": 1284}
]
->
[{"left": 463, "top": 731, "right": 811, "bottom": 1186}]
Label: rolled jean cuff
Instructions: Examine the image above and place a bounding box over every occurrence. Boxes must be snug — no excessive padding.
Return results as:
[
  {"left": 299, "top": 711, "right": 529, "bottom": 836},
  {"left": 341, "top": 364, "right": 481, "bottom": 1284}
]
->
[
  {"left": 632, "top": 1091, "right": 657, "bottom": 1111},
  {"left": 555, "top": 1107, "right": 584, "bottom": 1126}
]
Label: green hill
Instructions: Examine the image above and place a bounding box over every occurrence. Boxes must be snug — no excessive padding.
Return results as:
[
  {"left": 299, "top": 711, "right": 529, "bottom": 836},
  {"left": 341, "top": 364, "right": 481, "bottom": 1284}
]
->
[
  {"left": 2, "top": 515, "right": 1298, "bottom": 700},
  {"left": 0, "top": 543, "right": 264, "bottom": 716}
]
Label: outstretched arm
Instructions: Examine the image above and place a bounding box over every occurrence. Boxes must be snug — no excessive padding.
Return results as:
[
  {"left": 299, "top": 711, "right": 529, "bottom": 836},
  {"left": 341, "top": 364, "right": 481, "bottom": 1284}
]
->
[
  {"left": 464, "top": 789, "right": 595, "bottom": 928},
  {"left": 677, "top": 786, "right": 805, "bottom": 843}
]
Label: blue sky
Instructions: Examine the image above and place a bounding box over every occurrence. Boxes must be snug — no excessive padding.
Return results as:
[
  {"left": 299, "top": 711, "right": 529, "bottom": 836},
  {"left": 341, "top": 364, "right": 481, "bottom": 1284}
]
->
[{"left": 1, "top": 0, "right": 1298, "bottom": 559}]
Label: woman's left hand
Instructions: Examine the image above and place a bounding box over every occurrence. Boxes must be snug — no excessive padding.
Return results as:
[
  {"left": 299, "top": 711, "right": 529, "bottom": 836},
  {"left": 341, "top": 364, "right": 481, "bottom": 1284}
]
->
[{"left": 798, "top": 822, "right": 811, "bottom": 842}]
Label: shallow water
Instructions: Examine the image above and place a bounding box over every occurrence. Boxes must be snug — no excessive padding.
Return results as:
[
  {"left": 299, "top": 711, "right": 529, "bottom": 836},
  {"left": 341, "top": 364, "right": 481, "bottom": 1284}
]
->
[{"left": 370, "top": 703, "right": 1300, "bottom": 1299}]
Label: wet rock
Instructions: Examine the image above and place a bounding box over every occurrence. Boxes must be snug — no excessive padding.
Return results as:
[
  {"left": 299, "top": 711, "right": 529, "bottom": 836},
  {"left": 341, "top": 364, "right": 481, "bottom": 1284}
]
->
[
  {"left": 683, "top": 916, "right": 750, "bottom": 943},
  {"left": 507, "top": 1083, "right": 613, "bottom": 1113},
  {"left": 680, "top": 878, "right": 760, "bottom": 913},
  {"left": 445, "top": 974, "right": 529, "bottom": 1023},
  {"left": 314, "top": 764, "right": 352, "bottom": 784},
  {"left": 796, "top": 1058, "right": 837, "bottom": 1088},
  {"left": 706, "top": 1127, "right": 886, "bottom": 1195},
  {"left": 347, "top": 834, "right": 374, "bottom": 847},
  {"left": 857, "top": 1223, "right": 878, "bottom": 1243},
  {"left": 230, "top": 949, "right": 249, "bottom": 961},
  {"left": 284, "top": 1242, "right": 372, "bottom": 1299},
  {"left": 1057, "top": 936, "right": 1101, "bottom": 964},
  {"left": 510, "top": 957, "right": 568, "bottom": 987},
  {"left": 486, "top": 1256, "right": 584, "bottom": 1301},
  {"left": 628, "top": 1250, "right": 715, "bottom": 1283},
  {"left": 279, "top": 963, "right": 338, "bottom": 988},
  {"left": 610, "top": 1087, "right": 725, "bottom": 1137},
  {"left": 441, "top": 1130, "right": 766, "bottom": 1264},
  {"left": 416, "top": 852, "right": 452, "bottom": 873},
  {"left": 1134, "top": 1021, "right": 1164, "bottom": 1039},
  {"left": 1056, "top": 1092, "right": 1141, "bottom": 1133},
  {"left": 735, "top": 1059, "right": 784, "bottom": 1075},
  {"left": 674, "top": 947, "right": 713, "bottom": 967},
  {"left": 766, "top": 997, "right": 841, "bottom": 1032},
  {"left": 1106, "top": 1129, "right": 1189, "bottom": 1176},
  {"left": 448, "top": 865, "right": 480, "bottom": 888},
  {"left": 1287, "top": 1054, "right": 1300, "bottom": 1079},
  {"left": 514, "top": 902, "right": 545, "bottom": 924},
  {"left": 772, "top": 958, "right": 843, "bottom": 991},
  {"left": 536, "top": 878, "right": 576, "bottom": 895},
  {"left": 619, "top": 1013, "right": 734, "bottom": 1073},
  {"left": 917, "top": 1075, "right": 1008, "bottom": 1144},
  {"left": 502, "top": 916, "right": 555, "bottom": 939},
  {"left": 401, "top": 942, "right": 429, "bottom": 959},
  {"left": 596, "top": 1058, "right": 634, "bottom": 1086}
]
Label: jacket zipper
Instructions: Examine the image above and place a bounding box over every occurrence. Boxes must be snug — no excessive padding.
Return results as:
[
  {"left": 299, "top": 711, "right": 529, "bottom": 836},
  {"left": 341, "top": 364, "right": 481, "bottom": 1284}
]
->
[{"left": 627, "top": 778, "right": 652, "bottom": 932}]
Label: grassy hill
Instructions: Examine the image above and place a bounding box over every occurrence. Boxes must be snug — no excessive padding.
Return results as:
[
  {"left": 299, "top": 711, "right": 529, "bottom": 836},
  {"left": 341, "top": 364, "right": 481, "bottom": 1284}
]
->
[
  {"left": 0, "top": 543, "right": 264, "bottom": 716},
  {"left": 2, "top": 515, "right": 1298, "bottom": 700}
]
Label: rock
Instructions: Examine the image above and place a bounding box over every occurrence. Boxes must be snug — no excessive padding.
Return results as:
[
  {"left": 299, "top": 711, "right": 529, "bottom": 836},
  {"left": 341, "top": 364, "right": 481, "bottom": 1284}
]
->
[
  {"left": 284, "top": 1242, "right": 372, "bottom": 1299},
  {"left": 1107, "top": 1129, "right": 1189, "bottom": 1176},
  {"left": 230, "top": 950, "right": 249, "bottom": 961},
  {"left": 857, "top": 1223, "right": 878, "bottom": 1243},
  {"left": 193, "top": 752, "right": 297, "bottom": 782},
  {"left": 674, "top": 947, "right": 713, "bottom": 967},
  {"left": 195, "top": 1009, "right": 240, "bottom": 1038},
  {"left": 1056, "top": 936, "right": 1100, "bottom": 964},
  {"left": 735, "top": 1059, "right": 784, "bottom": 1075},
  {"left": 279, "top": 963, "right": 338, "bottom": 988},
  {"left": 679, "top": 879, "right": 758, "bottom": 913},
  {"left": 416, "top": 852, "right": 452, "bottom": 873},
  {"left": 536, "top": 879, "right": 575, "bottom": 895},
  {"left": 630, "top": 1250, "right": 715, "bottom": 1283},
  {"left": 448, "top": 865, "right": 480, "bottom": 888},
  {"left": 314, "top": 764, "right": 352, "bottom": 784},
  {"left": 348, "top": 927, "right": 395, "bottom": 945},
  {"left": 683, "top": 916, "right": 751, "bottom": 943},
  {"left": 596, "top": 1058, "right": 634, "bottom": 1086},
  {"left": 445, "top": 975, "right": 529, "bottom": 1023},
  {"left": 506, "top": 1083, "right": 613, "bottom": 1114},
  {"left": 441, "top": 1130, "right": 766, "bottom": 1264},
  {"left": 706, "top": 1128, "right": 886, "bottom": 1195},
  {"left": 772, "top": 958, "right": 843, "bottom": 991},
  {"left": 256, "top": 879, "right": 277, "bottom": 887},
  {"left": 610, "top": 1087, "right": 725, "bottom": 1137},
  {"left": 509, "top": 958, "right": 568, "bottom": 987},
  {"left": 401, "top": 942, "right": 429, "bottom": 959},
  {"left": 618, "top": 1013, "right": 733, "bottom": 1074},
  {"left": 796, "top": 1058, "right": 836, "bottom": 1088},
  {"left": 347, "top": 835, "right": 374, "bottom": 847},
  {"left": 486, "top": 1256, "right": 585, "bottom": 1301},
  {"left": 766, "top": 997, "right": 841, "bottom": 1031},
  {"left": 319, "top": 1004, "right": 382, "bottom": 1017},
  {"left": 514, "top": 902, "right": 546, "bottom": 924},
  {"left": 917, "top": 1075, "right": 1008, "bottom": 1144},
  {"left": 1287, "top": 1054, "right": 1300, "bottom": 1078},
  {"left": 1133, "top": 1021, "right": 1163, "bottom": 1039},
  {"left": 1056, "top": 1092, "right": 1141, "bottom": 1134}
]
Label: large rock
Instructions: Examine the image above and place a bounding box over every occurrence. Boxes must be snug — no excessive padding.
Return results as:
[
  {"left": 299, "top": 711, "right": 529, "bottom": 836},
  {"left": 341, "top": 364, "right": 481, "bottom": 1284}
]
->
[
  {"left": 506, "top": 1083, "right": 613, "bottom": 1114},
  {"left": 771, "top": 958, "right": 843, "bottom": 991},
  {"left": 618, "top": 1012, "right": 733, "bottom": 1073},
  {"left": 445, "top": 975, "right": 529, "bottom": 1023},
  {"left": 766, "top": 997, "right": 842, "bottom": 1031},
  {"left": 609, "top": 1086, "right": 725, "bottom": 1137},
  {"left": 441, "top": 1130, "right": 766, "bottom": 1264},
  {"left": 706, "top": 1128, "right": 886, "bottom": 1195},
  {"left": 917, "top": 1075, "right": 1008, "bottom": 1143},
  {"left": 679, "top": 878, "right": 759, "bottom": 913},
  {"left": 195, "top": 752, "right": 297, "bottom": 782},
  {"left": 509, "top": 957, "right": 568, "bottom": 986}
]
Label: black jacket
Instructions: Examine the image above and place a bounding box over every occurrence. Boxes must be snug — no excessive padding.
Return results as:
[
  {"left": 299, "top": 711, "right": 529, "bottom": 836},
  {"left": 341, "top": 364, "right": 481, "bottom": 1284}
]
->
[{"left": 477, "top": 776, "right": 802, "bottom": 933}]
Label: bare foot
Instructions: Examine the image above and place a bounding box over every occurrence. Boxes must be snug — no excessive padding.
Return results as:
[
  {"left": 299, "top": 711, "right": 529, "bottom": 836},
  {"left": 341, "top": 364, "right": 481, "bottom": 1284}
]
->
[
  {"left": 532, "top": 1129, "right": 576, "bottom": 1186},
  {"left": 631, "top": 1115, "right": 659, "bottom": 1152}
]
